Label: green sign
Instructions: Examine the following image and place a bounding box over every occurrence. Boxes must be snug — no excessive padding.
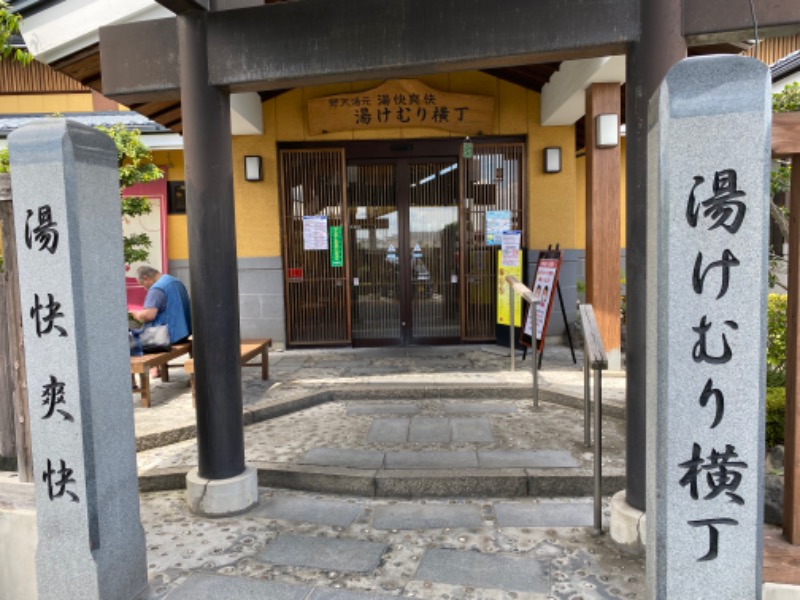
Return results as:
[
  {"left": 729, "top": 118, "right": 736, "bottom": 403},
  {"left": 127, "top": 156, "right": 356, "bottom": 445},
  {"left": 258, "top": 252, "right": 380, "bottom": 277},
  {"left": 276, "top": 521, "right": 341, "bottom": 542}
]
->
[
  {"left": 462, "top": 139, "right": 473, "bottom": 159},
  {"left": 330, "top": 226, "right": 343, "bottom": 267}
]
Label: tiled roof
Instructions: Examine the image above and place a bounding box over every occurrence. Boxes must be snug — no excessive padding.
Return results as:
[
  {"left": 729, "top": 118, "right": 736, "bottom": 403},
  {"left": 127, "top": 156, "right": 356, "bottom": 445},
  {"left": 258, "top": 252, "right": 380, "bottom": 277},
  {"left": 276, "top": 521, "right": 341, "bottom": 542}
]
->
[
  {"left": 772, "top": 50, "right": 800, "bottom": 82},
  {"left": 0, "top": 111, "right": 171, "bottom": 137}
]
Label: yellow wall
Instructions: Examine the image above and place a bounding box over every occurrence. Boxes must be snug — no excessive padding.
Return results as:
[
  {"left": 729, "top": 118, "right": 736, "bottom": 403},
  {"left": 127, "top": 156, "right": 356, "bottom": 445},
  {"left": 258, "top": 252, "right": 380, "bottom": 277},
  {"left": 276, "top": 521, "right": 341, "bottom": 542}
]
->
[
  {"left": 0, "top": 93, "right": 94, "bottom": 114},
  {"left": 151, "top": 150, "right": 189, "bottom": 261},
  {"left": 162, "top": 71, "right": 632, "bottom": 260},
  {"left": 222, "top": 71, "right": 579, "bottom": 260}
]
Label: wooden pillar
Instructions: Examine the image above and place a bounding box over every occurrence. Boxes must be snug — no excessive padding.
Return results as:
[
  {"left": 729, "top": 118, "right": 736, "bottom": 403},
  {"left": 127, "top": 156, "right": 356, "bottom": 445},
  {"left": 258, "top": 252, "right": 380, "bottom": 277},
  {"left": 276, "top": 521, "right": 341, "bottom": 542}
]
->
[
  {"left": 0, "top": 173, "right": 32, "bottom": 481},
  {"left": 585, "top": 82, "right": 622, "bottom": 368},
  {"left": 785, "top": 154, "right": 800, "bottom": 544}
]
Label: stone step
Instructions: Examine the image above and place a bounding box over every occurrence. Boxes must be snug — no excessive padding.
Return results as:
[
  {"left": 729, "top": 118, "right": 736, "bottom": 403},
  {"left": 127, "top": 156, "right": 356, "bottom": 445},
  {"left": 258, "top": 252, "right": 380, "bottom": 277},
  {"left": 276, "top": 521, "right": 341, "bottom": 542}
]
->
[
  {"left": 164, "top": 573, "right": 398, "bottom": 599},
  {"left": 299, "top": 447, "right": 579, "bottom": 469}
]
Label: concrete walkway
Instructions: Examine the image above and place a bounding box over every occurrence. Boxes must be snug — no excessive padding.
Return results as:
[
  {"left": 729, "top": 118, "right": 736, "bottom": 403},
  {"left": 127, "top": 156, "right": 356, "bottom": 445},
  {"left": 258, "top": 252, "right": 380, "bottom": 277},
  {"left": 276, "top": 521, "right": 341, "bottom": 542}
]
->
[{"left": 129, "top": 343, "right": 795, "bottom": 599}]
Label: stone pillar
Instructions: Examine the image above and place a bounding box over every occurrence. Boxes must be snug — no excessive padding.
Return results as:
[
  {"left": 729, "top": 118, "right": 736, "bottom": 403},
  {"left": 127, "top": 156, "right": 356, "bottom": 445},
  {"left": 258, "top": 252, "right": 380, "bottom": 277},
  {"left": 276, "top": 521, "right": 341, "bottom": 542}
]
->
[
  {"left": 8, "top": 119, "right": 147, "bottom": 599},
  {"left": 646, "top": 56, "right": 770, "bottom": 598}
]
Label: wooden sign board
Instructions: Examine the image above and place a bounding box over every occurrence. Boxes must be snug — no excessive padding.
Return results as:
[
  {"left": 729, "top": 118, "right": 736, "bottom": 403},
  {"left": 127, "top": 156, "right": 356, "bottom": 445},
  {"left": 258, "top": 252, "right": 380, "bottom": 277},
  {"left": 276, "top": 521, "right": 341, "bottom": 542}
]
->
[
  {"left": 520, "top": 249, "right": 563, "bottom": 353},
  {"left": 308, "top": 79, "right": 494, "bottom": 136}
]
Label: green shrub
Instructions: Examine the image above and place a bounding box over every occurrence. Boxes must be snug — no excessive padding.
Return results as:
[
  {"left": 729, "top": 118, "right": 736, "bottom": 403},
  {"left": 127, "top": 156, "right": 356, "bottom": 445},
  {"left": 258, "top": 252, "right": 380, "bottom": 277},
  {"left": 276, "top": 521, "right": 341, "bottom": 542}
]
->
[
  {"left": 767, "top": 294, "right": 787, "bottom": 386},
  {"left": 765, "top": 387, "right": 786, "bottom": 448}
]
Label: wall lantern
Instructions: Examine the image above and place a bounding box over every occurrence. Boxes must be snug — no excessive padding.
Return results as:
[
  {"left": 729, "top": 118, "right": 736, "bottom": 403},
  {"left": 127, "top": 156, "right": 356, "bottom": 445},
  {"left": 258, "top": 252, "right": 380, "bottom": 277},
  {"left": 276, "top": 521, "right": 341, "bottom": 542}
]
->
[
  {"left": 543, "top": 147, "right": 562, "bottom": 174},
  {"left": 595, "top": 113, "right": 620, "bottom": 148},
  {"left": 244, "top": 155, "right": 263, "bottom": 181}
]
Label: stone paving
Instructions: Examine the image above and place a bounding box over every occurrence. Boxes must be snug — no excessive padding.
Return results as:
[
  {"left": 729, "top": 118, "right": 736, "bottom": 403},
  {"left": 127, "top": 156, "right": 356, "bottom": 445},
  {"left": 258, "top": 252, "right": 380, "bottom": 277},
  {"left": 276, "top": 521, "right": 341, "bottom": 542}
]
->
[
  {"left": 131, "top": 343, "right": 646, "bottom": 598},
  {"left": 141, "top": 488, "right": 645, "bottom": 600}
]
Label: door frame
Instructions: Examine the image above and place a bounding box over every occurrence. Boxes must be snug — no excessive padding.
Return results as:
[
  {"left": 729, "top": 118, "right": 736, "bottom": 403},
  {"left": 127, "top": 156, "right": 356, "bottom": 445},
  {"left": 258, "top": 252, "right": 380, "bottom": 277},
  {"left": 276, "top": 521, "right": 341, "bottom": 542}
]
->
[
  {"left": 278, "top": 137, "right": 527, "bottom": 346},
  {"left": 347, "top": 155, "right": 461, "bottom": 346}
]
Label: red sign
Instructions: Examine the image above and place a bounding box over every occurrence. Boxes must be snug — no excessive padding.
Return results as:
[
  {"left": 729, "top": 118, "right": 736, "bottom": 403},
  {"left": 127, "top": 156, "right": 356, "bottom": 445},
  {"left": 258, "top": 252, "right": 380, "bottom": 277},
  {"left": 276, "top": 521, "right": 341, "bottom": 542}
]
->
[{"left": 288, "top": 268, "right": 303, "bottom": 281}]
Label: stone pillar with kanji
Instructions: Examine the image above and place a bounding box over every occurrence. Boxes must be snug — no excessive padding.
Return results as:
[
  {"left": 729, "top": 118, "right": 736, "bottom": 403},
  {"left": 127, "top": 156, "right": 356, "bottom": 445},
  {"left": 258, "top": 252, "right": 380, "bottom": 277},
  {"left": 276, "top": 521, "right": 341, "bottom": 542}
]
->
[
  {"left": 9, "top": 119, "right": 148, "bottom": 600},
  {"left": 646, "top": 56, "right": 771, "bottom": 599}
]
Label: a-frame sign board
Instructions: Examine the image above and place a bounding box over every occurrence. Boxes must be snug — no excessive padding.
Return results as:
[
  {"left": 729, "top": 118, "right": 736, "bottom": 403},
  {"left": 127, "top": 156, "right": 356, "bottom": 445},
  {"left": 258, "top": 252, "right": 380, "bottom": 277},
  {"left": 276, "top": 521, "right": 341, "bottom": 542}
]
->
[{"left": 520, "top": 245, "right": 576, "bottom": 366}]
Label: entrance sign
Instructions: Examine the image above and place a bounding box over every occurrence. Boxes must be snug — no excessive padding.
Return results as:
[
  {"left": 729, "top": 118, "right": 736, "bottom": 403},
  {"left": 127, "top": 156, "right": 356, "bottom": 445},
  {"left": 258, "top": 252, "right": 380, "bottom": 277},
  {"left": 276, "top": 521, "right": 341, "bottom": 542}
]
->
[
  {"left": 646, "top": 57, "right": 770, "bottom": 599},
  {"left": 9, "top": 120, "right": 147, "bottom": 599},
  {"left": 308, "top": 79, "right": 494, "bottom": 136},
  {"left": 302, "top": 215, "right": 328, "bottom": 250}
]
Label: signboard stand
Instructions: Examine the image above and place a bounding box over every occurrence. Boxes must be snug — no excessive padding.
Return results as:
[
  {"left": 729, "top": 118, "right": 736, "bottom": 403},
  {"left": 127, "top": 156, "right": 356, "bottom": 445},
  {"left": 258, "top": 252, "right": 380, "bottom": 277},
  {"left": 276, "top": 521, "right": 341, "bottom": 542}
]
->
[{"left": 520, "top": 245, "right": 576, "bottom": 367}]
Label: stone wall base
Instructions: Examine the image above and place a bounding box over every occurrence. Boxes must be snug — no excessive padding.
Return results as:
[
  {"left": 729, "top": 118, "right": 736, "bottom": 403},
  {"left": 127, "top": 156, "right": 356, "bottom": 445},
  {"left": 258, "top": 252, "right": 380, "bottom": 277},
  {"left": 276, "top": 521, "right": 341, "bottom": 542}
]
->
[{"left": 0, "top": 474, "right": 37, "bottom": 600}]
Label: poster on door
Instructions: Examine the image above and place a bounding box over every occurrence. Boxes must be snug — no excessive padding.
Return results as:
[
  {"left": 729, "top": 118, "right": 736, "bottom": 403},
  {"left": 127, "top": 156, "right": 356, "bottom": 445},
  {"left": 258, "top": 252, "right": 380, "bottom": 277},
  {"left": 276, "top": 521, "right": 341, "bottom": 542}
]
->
[
  {"left": 486, "top": 210, "right": 511, "bottom": 246},
  {"left": 303, "top": 215, "right": 328, "bottom": 250},
  {"left": 496, "top": 250, "right": 523, "bottom": 327},
  {"left": 501, "top": 230, "right": 521, "bottom": 267}
]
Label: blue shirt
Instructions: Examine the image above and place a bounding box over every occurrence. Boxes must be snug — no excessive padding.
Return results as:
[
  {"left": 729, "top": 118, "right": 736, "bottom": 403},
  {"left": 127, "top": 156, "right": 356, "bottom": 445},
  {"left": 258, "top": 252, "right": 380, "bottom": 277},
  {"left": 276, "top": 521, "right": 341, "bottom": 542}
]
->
[{"left": 143, "top": 274, "right": 192, "bottom": 343}]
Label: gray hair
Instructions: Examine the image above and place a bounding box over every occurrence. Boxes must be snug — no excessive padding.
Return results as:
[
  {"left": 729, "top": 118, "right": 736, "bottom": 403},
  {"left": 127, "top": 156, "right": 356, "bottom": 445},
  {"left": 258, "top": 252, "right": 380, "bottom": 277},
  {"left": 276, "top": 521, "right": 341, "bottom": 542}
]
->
[{"left": 136, "top": 265, "right": 160, "bottom": 281}]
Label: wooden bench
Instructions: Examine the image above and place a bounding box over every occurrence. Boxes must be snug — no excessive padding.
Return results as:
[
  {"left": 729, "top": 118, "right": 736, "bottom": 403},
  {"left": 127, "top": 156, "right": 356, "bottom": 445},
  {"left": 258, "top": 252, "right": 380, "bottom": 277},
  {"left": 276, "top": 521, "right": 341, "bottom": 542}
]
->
[
  {"left": 184, "top": 338, "right": 272, "bottom": 405},
  {"left": 130, "top": 341, "right": 193, "bottom": 408}
]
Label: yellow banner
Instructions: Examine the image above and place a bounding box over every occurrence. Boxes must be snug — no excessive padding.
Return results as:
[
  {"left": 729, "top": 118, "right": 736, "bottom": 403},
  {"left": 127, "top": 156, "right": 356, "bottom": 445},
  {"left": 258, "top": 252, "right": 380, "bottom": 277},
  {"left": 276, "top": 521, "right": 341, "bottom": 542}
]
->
[
  {"left": 496, "top": 250, "right": 523, "bottom": 327},
  {"left": 308, "top": 79, "right": 494, "bottom": 136}
]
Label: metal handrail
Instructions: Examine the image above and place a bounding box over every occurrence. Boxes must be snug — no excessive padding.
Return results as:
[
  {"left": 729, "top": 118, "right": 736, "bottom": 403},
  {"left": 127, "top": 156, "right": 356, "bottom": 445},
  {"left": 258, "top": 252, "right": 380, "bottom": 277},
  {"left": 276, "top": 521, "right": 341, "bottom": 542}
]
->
[
  {"left": 505, "top": 275, "right": 539, "bottom": 408},
  {"left": 579, "top": 304, "right": 608, "bottom": 534}
]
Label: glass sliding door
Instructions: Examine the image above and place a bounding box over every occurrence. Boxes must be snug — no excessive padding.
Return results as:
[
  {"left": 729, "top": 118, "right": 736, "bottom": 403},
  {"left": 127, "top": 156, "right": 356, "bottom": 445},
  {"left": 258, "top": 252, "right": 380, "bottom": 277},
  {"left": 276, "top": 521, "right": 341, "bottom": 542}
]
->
[
  {"left": 407, "top": 161, "right": 460, "bottom": 343},
  {"left": 348, "top": 163, "right": 402, "bottom": 344}
]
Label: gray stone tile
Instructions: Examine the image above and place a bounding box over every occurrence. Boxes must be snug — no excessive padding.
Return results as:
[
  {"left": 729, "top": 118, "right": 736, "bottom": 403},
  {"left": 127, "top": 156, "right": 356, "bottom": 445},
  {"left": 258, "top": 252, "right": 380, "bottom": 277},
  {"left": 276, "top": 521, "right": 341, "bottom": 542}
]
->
[
  {"left": 366, "top": 418, "right": 409, "bottom": 443},
  {"left": 165, "top": 573, "right": 311, "bottom": 599},
  {"left": 372, "top": 503, "right": 483, "bottom": 530},
  {"left": 347, "top": 403, "right": 419, "bottom": 415},
  {"left": 300, "top": 448, "right": 385, "bottom": 469},
  {"left": 309, "top": 588, "right": 397, "bottom": 599},
  {"left": 494, "top": 501, "right": 594, "bottom": 527},
  {"left": 408, "top": 417, "right": 450, "bottom": 443},
  {"left": 260, "top": 534, "right": 388, "bottom": 573},
  {"left": 252, "top": 495, "right": 364, "bottom": 528},
  {"left": 450, "top": 418, "right": 494, "bottom": 442},
  {"left": 444, "top": 402, "right": 517, "bottom": 414},
  {"left": 478, "top": 449, "right": 578, "bottom": 468},
  {"left": 414, "top": 548, "right": 549, "bottom": 593},
  {"left": 385, "top": 451, "right": 478, "bottom": 469}
]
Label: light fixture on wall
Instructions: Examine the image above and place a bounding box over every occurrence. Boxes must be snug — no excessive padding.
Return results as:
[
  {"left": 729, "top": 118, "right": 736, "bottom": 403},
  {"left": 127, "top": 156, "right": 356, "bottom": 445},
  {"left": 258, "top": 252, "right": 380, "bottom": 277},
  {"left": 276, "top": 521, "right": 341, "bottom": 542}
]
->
[
  {"left": 543, "top": 147, "right": 562, "bottom": 174},
  {"left": 595, "top": 114, "right": 619, "bottom": 148},
  {"left": 244, "top": 155, "right": 263, "bottom": 181}
]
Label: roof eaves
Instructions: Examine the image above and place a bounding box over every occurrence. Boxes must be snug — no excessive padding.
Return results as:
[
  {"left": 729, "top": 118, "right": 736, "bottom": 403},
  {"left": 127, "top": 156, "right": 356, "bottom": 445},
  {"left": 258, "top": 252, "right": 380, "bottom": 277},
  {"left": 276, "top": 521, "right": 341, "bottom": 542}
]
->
[
  {"left": 0, "top": 111, "right": 171, "bottom": 138},
  {"left": 771, "top": 50, "right": 800, "bottom": 82}
]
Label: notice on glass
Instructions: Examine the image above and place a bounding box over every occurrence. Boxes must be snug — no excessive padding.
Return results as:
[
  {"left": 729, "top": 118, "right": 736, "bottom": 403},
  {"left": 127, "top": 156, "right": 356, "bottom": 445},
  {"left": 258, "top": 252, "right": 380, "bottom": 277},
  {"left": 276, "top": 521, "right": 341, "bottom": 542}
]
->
[
  {"left": 303, "top": 215, "right": 328, "bottom": 250},
  {"left": 501, "top": 230, "right": 521, "bottom": 267},
  {"left": 486, "top": 210, "right": 511, "bottom": 246}
]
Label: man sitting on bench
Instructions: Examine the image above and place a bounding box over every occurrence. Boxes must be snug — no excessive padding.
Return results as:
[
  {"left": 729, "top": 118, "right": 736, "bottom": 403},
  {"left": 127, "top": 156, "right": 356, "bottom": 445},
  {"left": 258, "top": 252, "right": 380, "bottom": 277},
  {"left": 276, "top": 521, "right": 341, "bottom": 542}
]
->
[{"left": 130, "top": 265, "right": 192, "bottom": 366}]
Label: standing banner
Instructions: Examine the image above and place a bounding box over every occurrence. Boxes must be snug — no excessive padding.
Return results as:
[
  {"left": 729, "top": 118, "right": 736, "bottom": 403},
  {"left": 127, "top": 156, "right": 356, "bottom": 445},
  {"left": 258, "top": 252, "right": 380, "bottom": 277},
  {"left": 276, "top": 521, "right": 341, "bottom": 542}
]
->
[
  {"left": 496, "top": 249, "right": 523, "bottom": 327},
  {"left": 521, "top": 248, "right": 563, "bottom": 353}
]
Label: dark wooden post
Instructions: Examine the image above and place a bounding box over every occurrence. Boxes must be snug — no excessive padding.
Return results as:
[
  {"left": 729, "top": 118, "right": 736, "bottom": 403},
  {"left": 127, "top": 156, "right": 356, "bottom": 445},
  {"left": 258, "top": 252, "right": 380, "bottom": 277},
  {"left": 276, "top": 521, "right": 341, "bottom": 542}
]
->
[
  {"left": 177, "top": 10, "right": 246, "bottom": 480},
  {"left": 624, "top": 0, "right": 686, "bottom": 512},
  {"left": 0, "top": 180, "right": 15, "bottom": 468},
  {"left": 785, "top": 152, "right": 800, "bottom": 544},
  {"left": 0, "top": 173, "right": 32, "bottom": 482}
]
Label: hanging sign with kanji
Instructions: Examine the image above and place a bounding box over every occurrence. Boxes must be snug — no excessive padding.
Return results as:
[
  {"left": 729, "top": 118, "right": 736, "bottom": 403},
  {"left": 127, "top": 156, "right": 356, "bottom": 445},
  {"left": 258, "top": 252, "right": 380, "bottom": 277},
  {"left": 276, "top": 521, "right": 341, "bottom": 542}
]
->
[{"left": 308, "top": 79, "right": 494, "bottom": 136}]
